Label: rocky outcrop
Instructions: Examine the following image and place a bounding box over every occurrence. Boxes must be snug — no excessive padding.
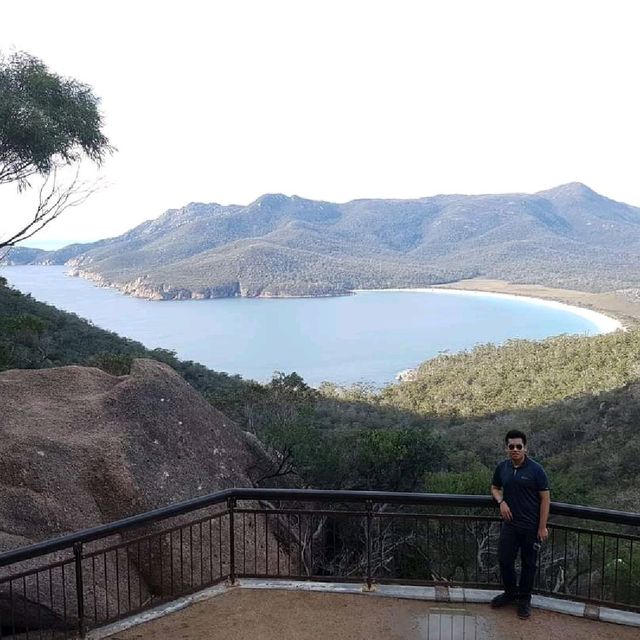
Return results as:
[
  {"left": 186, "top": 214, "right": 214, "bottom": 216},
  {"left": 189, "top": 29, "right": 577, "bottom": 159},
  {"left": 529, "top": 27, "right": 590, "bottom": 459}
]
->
[
  {"left": 67, "top": 269, "right": 241, "bottom": 300},
  {"left": 395, "top": 368, "right": 417, "bottom": 382},
  {"left": 0, "top": 360, "right": 286, "bottom": 630},
  {"left": 118, "top": 278, "right": 241, "bottom": 300},
  {"left": 68, "top": 269, "right": 346, "bottom": 301}
]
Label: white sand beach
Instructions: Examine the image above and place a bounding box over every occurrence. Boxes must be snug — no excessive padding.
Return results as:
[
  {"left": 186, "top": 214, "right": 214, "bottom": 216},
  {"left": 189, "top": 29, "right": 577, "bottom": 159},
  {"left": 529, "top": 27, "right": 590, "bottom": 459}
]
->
[{"left": 353, "top": 287, "right": 624, "bottom": 334}]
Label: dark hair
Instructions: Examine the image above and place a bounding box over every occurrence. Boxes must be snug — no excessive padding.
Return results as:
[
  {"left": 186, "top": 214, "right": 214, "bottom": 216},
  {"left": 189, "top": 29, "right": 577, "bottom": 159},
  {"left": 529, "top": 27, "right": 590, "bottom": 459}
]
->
[{"left": 505, "top": 429, "right": 527, "bottom": 445}]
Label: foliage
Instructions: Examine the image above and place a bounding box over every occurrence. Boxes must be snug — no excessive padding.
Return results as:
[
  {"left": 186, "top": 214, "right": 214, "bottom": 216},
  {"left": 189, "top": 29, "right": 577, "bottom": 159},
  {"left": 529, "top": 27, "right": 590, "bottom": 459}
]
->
[
  {"left": 0, "top": 51, "right": 112, "bottom": 248},
  {"left": 340, "top": 428, "right": 447, "bottom": 492},
  {"left": 0, "top": 51, "right": 110, "bottom": 186},
  {"left": 242, "top": 372, "right": 321, "bottom": 483},
  {"left": 89, "top": 352, "right": 134, "bottom": 376},
  {"left": 425, "top": 467, "right": 492, "bottom": 496},
  {"left": 380, "top": 332, "right": 640, "bottom": 420}
]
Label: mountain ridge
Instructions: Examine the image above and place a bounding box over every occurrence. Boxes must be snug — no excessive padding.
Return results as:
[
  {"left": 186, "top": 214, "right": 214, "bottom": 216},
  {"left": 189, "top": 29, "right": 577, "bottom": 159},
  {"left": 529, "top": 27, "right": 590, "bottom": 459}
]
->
[{"left": 4, "top": 183, "right": 640, "bottom": 299}]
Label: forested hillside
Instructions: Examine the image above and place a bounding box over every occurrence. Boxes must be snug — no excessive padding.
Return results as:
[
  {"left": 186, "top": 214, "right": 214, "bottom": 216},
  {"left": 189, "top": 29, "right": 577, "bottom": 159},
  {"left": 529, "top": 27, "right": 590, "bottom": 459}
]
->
[
  {"left": 381, "top": 332, "right": 640, "bottom": 418},
  {"left": 5, "top": 183, "right": 640, "bottom": 299},
  {"left": 2, "top": 275, "right": 639, "bottom": 511},
  {"left": 378, "top": 331, "right": 640, "bottom": 510}
]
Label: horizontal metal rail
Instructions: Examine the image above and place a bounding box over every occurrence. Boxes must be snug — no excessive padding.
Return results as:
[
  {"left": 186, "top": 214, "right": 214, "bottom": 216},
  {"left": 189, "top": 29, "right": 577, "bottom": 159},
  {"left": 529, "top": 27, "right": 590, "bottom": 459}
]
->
[
  {"left": 0, "top": 489, "right": 232, "bottom": 568},
  {"left": 1, "top": 489, "right": 638, "bottom": 567}
]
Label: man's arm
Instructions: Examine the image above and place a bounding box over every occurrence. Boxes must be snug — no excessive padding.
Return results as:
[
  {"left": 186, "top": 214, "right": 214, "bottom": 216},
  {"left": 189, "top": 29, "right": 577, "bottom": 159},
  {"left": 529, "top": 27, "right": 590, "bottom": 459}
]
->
[
  {"left": 538, "top": 490, "right": 550, "bottom": 541},
  {"left": 491, "top": 484, "right": 512, "bottom": 521}
]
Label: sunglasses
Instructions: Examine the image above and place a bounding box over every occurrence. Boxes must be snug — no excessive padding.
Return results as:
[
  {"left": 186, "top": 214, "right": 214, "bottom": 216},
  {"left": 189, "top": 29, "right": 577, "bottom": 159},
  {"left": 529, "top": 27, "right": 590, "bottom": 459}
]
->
[{"left": 507, "top": 444, "right": 524, "bottom": 450}]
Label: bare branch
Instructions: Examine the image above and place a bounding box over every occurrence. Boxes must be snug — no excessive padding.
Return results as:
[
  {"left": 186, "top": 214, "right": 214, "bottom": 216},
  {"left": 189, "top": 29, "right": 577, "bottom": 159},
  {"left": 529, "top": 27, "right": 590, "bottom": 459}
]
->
[
  {"left": 0, "top": 163, "right": 104, "bottom": 249},
  {"left": 251, "top": 448, "right": 299, "bottom": 485}
]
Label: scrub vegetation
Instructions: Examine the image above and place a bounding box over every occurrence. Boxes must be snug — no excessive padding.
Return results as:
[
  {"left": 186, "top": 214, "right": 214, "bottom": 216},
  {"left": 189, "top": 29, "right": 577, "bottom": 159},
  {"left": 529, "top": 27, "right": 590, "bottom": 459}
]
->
[{"left": 2, "top": 275, "right": 640, "bottom": 512}]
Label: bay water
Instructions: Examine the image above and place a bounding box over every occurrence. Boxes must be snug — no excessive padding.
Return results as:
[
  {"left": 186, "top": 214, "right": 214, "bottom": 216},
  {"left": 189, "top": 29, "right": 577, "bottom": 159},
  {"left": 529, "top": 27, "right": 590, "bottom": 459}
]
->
[{"left": 2, "top": 266, "right": 603, "bottom": 387}]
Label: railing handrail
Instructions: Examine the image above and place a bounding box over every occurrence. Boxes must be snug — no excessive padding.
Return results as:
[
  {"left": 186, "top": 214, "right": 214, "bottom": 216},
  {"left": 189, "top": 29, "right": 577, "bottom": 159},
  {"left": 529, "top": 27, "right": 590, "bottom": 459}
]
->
[
  {"left": 230, "top": 489, "right": 640, "bottom": 526},
  {"left": 1, "top": 488, "right": 638, "bottom": 568},
  {"left": 0, "top": 488, "right": 233, "bottom": 567}
]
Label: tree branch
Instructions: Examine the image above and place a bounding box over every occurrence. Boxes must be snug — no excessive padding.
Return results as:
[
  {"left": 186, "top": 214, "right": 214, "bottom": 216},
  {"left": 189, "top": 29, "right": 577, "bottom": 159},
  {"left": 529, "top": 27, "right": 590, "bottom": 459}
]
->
[{"left": 0, "top": 164, "right": 103, "bottom": 249}]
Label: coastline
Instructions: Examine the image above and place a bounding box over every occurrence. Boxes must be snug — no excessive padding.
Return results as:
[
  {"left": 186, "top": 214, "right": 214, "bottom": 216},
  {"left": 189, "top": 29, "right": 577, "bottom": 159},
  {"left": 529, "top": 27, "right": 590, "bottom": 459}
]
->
[
  {"left": 434, "top": 279, "right": 640, "bottom": 331},
  {"left": 4, "top": 264, "right": 637, "bottom": 331},
  {"left": 42, "top": 266, "right": 640, "bottom": 323},
  {"left": 354, "top": 282, "right": 628, "bottom": 335}
]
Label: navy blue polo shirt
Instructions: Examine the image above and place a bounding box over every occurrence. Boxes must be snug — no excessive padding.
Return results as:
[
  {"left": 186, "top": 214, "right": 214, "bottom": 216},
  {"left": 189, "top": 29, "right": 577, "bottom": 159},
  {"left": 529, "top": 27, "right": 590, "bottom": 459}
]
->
[{"left": 492, "top": 456, "right": 550, "bottom": 530}]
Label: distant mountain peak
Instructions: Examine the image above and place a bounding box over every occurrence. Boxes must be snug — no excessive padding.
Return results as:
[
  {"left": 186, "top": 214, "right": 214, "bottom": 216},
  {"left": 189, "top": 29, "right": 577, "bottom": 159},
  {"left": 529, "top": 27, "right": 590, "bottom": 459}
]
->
[
  {"left": 537, "top": 182, "right": 599, "bottom": 199},
  {"left": 253, "top": 193, "right": 291, "bottom": 206}
]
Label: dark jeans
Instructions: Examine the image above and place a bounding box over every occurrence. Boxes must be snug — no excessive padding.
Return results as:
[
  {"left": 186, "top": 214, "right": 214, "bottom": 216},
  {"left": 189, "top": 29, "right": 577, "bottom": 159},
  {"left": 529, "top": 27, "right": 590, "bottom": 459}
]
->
[{"left": 498, "top": 523, "right": 539, "bottom": 600}]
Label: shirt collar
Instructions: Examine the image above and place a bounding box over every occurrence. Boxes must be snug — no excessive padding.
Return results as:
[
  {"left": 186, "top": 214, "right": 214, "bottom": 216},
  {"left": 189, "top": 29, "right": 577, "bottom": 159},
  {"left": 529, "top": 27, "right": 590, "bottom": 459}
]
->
[{"left": 510, "top": 455, "right": 528, "bottom": 469}]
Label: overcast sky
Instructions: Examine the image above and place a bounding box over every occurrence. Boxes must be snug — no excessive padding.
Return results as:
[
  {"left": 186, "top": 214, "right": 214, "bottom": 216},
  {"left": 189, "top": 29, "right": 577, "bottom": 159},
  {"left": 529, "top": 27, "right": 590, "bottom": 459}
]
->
[{"left": 2, "top": 1, "right": 640, "bottom": 248}]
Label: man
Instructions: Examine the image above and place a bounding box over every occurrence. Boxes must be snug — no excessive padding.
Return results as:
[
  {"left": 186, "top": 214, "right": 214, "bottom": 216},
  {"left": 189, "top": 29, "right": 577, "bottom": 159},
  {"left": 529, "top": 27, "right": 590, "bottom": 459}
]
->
[{"left": 490, "top": 429, "right": 550, "bottom": 619}]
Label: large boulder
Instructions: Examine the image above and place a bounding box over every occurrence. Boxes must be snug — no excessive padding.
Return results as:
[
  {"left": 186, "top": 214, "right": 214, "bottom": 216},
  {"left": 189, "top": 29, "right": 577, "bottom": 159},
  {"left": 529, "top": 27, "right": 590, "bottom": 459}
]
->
[{"left": 0, "top": 360, "right": 288, "bottom": 632}]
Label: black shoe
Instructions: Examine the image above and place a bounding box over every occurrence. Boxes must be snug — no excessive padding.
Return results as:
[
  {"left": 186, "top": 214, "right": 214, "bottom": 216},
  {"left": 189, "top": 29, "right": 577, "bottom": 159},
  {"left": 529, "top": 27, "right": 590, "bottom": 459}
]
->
[
  {"left": 517, "top": 598, "right": 531, "bottom": 619},
  {"left": 491, "top": 592, "right": 517, "bottom": 608}
]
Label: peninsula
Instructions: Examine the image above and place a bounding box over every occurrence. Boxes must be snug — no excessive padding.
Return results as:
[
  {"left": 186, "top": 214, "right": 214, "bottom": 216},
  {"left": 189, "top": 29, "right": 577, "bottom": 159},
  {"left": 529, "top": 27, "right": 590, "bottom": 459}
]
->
[{"left": 4, "top": 184, "right": 640, "bottom": 315}]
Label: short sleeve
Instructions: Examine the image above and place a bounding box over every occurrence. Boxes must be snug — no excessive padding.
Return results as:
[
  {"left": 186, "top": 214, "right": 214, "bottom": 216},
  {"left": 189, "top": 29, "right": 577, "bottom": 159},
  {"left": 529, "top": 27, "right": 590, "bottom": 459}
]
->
[
  {"left": 491, "top": 464, "right": 502, "bottom": 488},
  {"left": 536, "top": 466, "right": 550, "bottom": 492}
]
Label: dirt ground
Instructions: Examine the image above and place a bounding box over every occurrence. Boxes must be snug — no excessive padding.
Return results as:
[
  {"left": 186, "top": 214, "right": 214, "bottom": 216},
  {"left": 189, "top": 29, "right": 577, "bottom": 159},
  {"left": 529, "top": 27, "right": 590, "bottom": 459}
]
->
[
  {"left": 108, "top": 589, "right": 640, "bottom": 640},
  {"left": 434, "top": 278, "right": 640, "bottom": 328}
]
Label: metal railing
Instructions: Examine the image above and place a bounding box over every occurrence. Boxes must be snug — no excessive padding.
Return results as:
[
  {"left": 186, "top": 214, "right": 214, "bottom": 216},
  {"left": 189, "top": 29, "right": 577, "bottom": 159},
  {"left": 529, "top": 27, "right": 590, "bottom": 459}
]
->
[{"left": 0, "top": 489, "right": 638, "bottom": 638}]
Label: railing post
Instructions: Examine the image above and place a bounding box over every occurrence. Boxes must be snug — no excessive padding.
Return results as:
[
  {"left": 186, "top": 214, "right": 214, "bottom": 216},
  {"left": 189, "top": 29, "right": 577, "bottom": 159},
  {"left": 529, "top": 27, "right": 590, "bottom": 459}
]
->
[
  {"left": 364, "top": 499, "right": 374, "bottom": 591},
  {"left": 228, "top": 497, "right": 236, "bottom": 585},
  {"left": 73, "top": 542, "right": 85, "bottom": 637}
]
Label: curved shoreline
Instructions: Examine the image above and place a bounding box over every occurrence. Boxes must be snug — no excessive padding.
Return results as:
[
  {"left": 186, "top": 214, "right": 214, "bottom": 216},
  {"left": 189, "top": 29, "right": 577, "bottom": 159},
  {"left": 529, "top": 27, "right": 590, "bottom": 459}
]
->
[
  {"left": 353, "top": 287, "right": 624, "bottom": 335},
  {"left": 5, "top": 264, "right": 629, "bottom": 334}
]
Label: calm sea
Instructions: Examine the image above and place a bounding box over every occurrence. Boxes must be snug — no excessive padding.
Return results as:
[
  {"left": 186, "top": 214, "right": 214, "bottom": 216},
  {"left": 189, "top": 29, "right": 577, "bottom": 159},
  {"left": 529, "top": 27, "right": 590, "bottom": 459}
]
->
[{"left": 2, "top": 266, "right": 601, "bottom": 387}]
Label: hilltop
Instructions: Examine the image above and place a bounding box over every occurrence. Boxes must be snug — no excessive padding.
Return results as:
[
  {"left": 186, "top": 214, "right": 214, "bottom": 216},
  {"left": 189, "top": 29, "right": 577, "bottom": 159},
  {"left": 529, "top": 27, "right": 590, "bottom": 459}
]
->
[{"left": 4, "top": 183, "right": 640, "bottom": 299}]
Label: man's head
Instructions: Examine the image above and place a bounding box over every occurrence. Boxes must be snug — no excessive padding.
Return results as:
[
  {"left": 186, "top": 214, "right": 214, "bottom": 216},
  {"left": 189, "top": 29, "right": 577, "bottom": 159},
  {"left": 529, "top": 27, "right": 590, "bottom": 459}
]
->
[{"left": 504, "top": 429, "right": 527, "bottom": 465}]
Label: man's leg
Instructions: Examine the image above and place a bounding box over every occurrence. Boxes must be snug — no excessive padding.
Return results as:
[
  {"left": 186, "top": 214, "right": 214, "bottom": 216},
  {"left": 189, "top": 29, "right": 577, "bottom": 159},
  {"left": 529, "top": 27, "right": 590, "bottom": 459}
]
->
[
  {"left": 494, "top": 523, "right": 519, "bottom": 605},
  {"left": 517, "top": 529, "right": 539, "bottom": 618}
]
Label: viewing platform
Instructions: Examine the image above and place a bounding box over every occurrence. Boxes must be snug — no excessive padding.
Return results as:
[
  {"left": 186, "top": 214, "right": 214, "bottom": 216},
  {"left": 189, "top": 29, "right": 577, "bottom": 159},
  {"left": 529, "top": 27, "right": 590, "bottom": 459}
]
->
[
  {"left": 96, "top": 583, "right": 640, "bottom": 640},
  {"left": 0, "top": 489, "right": 638, "bottom": 639}
]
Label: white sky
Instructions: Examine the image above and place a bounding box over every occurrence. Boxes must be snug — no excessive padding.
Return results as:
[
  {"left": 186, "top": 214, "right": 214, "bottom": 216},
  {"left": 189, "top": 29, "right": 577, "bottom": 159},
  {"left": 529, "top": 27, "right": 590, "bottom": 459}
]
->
[{"left": 2, "top": 0, "right": 640, "bottom": 248}]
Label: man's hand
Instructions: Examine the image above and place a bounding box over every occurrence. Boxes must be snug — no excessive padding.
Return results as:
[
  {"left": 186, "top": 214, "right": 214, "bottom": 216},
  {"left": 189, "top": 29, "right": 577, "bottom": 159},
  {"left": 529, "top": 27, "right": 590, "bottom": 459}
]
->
[
  {"left": 499, "top": 501, "right": 513, "bottom": 521},
  {"left": 537, "top": 527, "right": 549, "bottom": 543}
]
